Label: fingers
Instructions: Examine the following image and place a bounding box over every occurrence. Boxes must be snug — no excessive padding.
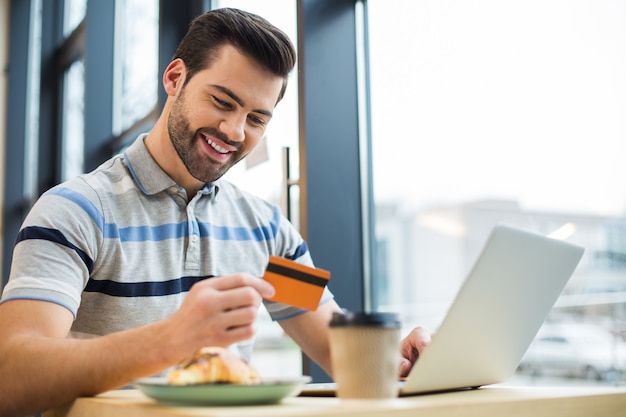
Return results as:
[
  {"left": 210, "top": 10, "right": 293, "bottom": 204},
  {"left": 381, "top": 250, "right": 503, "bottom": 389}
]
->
[
  {"left": 399, "top": 358, "right": 413, "bottom": 377},
  {"left": 205, "top": 273, "right": 275, "bottom": 298},
  {"left": 399, "top": 326, "right": 434, "bottom": 377},
  {"left": 212, "top": 285, "right": 264, "bottom": 312},
  {"left": 409, "top": 326, "right": 433, "bottom": 356},
  {"left": 172, "top": 274, "right": 275, "bottom": 349},
  {"left": 196, "top": 274, "right": 274, "bottom": 315},
  {"left": 214, "top": 304, "right": 259, "bottom": 342}
]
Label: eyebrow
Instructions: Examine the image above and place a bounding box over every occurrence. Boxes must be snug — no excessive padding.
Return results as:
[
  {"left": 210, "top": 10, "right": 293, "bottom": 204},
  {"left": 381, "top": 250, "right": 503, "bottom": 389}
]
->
[{"left": 210, "top": 85, "right": 273, "bottom": 118}]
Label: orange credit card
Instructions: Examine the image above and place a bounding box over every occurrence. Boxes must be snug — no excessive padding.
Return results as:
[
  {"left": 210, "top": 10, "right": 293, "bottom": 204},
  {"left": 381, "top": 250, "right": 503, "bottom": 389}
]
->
[{"left": 262, "top": 256, "right": 331, "bottom": 311}]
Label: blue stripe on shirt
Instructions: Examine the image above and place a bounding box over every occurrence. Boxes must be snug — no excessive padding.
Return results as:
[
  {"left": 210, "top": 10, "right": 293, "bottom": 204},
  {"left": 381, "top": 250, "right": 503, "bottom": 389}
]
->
[
  {"left": 115, "top": 223, "right": 186, "bottom": 241},
  {"left": 46, "top": 187, "right": 105, "bottom": 233},
  {"left": 288, "top": 241, "right": 309, "bottom": 260},
  {"left": 49, "top": 186, "right": 282, "bottom": 243},
  {"left": 197, "top": 206, "right": 281, "bottom": 241}
]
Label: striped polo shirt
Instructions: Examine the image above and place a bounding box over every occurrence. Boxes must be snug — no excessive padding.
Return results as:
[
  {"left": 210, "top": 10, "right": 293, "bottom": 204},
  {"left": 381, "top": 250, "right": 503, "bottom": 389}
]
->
[{"left": 1, "top": 135, "right": 333, "bottom": 348}]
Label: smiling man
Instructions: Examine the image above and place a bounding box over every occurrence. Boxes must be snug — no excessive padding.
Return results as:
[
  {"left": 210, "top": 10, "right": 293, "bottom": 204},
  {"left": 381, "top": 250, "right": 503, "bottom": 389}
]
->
[{"left": 0, "top": 8, "right": 430, "bottom": 417}]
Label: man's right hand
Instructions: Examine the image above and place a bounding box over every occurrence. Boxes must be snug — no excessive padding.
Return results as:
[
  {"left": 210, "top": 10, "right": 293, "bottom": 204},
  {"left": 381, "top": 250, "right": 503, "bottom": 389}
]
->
[{"left": 164, "top": 273, "right": 275, "bottom": 358}]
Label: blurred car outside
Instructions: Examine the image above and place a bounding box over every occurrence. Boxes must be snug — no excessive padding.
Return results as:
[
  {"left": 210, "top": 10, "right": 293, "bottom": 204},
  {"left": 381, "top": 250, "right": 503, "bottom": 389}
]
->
[{"left": 518, "top": 322, "right": 626, "bottom": 381}]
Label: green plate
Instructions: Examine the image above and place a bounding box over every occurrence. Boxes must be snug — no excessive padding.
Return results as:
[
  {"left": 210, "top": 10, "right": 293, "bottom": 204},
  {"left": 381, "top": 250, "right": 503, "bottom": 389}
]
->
[{"left": 134, "top": 376, "right": 312, "bottom": 406}]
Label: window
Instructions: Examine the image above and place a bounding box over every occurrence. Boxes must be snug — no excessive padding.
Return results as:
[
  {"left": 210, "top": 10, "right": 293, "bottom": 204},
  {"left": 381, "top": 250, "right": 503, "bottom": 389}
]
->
[
  {"left": 367, "top": 0, "right": 626, "bottom": 386},
  {"left": 61, "top": 59, "right": 85, "bottom": 180},
  {"left": 113, "top": 0, "right": 159, "bottom": 136},
  {"left": 59, "top": 0, "right": 87, "bottom": 180},
  {"left": 23, "top": 0, "right": 43, "bottom": 201}
]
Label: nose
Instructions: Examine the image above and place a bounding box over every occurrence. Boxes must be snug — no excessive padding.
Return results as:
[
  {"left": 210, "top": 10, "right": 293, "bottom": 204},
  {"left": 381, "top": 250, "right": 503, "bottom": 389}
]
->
[{"left": 219, "top": 114, "right": 246, "bottom": 143}]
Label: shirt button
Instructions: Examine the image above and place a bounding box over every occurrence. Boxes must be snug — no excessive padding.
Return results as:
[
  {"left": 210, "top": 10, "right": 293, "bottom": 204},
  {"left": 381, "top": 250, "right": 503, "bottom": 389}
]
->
[{"left": 191, "top": 235, "right": 199, "bottom": 242}]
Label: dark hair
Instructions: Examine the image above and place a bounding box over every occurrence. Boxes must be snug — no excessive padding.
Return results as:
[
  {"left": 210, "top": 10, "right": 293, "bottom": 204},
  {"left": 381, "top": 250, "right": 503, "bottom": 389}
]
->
[{"left": 173, "top": 8, "right": 296, "bottom": 102}]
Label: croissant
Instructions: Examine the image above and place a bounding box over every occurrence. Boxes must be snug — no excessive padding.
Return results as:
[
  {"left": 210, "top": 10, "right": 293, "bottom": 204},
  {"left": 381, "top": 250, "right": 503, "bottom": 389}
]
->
[{"left": 167, "top": 346, "right": 262, "bottom": 385}]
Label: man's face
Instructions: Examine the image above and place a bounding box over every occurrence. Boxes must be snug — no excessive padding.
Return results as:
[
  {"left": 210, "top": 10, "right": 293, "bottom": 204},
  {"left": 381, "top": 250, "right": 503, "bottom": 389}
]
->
[{"left": 167, "top": 45, "right": 284, "bottom": 183}]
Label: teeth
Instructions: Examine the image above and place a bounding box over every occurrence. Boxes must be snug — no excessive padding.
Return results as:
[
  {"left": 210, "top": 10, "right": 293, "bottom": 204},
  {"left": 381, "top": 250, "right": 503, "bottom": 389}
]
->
[{"left": 206, "top": 138, "right": 229, "bottom": 154}]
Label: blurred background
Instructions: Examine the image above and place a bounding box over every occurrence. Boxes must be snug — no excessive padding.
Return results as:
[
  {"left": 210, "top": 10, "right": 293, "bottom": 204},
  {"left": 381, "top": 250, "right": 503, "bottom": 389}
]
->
[{"left": 2, "top": 0, "right": 625, "bottom": 386}]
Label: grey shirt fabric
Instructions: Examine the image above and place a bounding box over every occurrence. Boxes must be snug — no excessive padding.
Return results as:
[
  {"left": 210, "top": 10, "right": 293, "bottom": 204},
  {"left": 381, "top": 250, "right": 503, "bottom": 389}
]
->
[{"left": 1, "top": 134, "right": 333, "bottom": 359}]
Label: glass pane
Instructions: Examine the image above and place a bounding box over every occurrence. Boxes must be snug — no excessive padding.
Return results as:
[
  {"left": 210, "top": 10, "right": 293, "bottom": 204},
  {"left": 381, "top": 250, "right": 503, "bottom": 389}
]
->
[
  {"left": 62, "top": 59, "right": 85, "bottom": 181},
  {"left": 212, "top": 0, "right": 301, "bottom": 379},
  {"left": 368, "top": 0, "right": 626, "bottom": 386},
  {"left": 24, "top": 0, "right": 43, "bottom": 203},
  {"left": 114, "top": 0, "right": 159, "bottom": 134},
  {"left": 63, "top": 0, "right": 87, "bottom": 36}
]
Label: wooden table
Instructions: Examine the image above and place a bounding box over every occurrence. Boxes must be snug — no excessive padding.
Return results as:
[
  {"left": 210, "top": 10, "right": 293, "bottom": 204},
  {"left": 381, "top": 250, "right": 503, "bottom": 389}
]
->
[{"left": 44, "top": 385, "right": 626, "bottom": 417}]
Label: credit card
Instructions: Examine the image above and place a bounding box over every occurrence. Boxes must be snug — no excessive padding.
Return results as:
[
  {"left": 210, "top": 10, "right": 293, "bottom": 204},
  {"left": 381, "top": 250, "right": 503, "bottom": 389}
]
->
[{"left": 262, "top": 256, "right": 331, "bottom": 311}]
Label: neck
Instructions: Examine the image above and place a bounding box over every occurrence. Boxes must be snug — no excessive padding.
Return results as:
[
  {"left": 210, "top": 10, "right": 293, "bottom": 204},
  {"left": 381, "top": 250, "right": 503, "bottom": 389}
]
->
[{"left": 144, "top": 112, "right": 204, "bottom": 198}]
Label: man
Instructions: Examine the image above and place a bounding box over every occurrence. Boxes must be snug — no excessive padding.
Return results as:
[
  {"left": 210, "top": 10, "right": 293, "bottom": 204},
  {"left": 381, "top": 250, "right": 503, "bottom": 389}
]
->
[{"left": 0, "top": 8, "right": 430, "bottom": 417}]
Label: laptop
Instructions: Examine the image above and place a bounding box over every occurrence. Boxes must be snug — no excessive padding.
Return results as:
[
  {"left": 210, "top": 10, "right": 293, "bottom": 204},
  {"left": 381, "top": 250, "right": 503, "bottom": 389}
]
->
[{"left": 301, "top": 224, "right": 585, "bottom": 396}]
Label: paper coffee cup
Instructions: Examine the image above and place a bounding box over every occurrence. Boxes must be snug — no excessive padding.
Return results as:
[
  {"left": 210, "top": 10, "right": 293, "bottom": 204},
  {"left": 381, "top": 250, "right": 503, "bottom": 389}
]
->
[{"left": 329, "top": 311, "right": 401, "bottom": 399}]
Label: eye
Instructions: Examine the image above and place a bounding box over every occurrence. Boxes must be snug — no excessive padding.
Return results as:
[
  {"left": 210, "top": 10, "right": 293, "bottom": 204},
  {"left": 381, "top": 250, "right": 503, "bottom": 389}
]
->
[
  {"left": 248, "top": 114, "right": 267, "bottom": 127},
  {"left": 212, "top": 95, "right": 232, "bottom": 109}
]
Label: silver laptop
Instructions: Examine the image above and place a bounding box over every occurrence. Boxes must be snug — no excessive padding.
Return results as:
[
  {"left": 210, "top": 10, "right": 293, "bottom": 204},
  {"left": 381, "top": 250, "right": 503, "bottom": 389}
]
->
[{"left": 301, "top": 224, "right": 585, "bottom": 396}]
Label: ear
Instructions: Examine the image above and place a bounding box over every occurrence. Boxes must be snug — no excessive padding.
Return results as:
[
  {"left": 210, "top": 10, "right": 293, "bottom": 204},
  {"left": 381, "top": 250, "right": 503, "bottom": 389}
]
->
[{"left": 163, "top": 58, "right": 186, "bottom": 97}]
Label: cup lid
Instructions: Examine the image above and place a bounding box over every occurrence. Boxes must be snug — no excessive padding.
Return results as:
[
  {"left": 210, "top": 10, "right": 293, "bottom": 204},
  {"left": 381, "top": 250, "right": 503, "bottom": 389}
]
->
[{"left": 329, "top": 311, "right": 401, "bottom": 328}]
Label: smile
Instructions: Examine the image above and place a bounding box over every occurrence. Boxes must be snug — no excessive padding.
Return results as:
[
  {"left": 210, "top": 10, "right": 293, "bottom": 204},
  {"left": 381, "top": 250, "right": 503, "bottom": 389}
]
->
[{"left": 204, "top": 136, "right": 230, "bottom": 154}]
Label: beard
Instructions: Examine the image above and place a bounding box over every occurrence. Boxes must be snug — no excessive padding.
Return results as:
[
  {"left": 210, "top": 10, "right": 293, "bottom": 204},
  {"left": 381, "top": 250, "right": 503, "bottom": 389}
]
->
[{"left": 167, "top": 92, "right": 244, "bottom": 183}]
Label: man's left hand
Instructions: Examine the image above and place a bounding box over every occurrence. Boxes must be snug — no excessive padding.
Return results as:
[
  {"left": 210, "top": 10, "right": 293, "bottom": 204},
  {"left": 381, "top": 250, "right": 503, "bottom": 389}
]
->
[{"left": 399, "top": 326, "right": 433, "bottom": 377}]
